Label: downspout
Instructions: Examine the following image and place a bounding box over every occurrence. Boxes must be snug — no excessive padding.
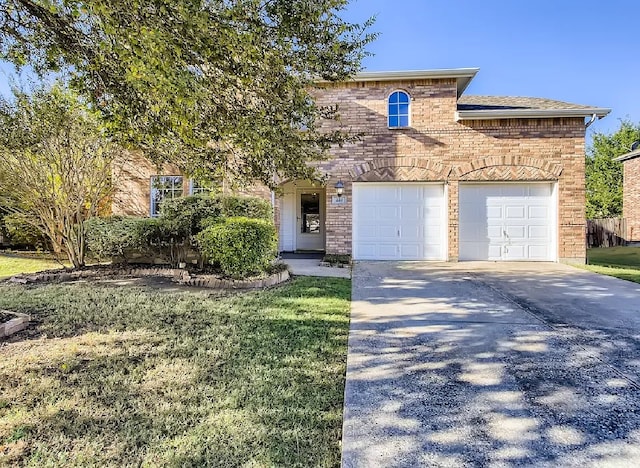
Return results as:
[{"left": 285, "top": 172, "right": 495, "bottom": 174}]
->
[{"left": 585, "top": 113, "right": 597, "bottom": 129}]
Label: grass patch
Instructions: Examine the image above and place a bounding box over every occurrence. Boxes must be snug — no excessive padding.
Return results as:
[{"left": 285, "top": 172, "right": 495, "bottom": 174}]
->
[
  {"left": 0, "top": 252, "right": 65, "bottom": 279},
  {"left": 0, "top": 277, "right": 351, "bottom": 466},
  {"left": 587, "top": 246, "right": 640, "bottom": 268},
  {"left": 583, "top": 246, "right": 640, "bottom": 284}
]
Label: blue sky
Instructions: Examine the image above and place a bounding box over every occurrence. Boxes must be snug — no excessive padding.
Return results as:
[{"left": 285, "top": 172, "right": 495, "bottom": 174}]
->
[
  {"left": 344, "top": 0, "right": 640, "bottom": 141},
  {"left": 1, "top": 0, "right": 638, "bottom": 144}
]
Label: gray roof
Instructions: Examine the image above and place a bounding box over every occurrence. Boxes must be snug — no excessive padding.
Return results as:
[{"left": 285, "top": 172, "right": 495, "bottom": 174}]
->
[
  {"left": 457, "top": 95, "right": 610, "bottom": 120},
  {"left": 458, "top": 95, "right": 600, "bottom": 111}
]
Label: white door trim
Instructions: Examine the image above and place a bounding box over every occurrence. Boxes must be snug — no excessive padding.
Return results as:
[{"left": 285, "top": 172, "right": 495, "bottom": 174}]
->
[{"left": 295, "top": 187, "right": 326, "bottom": 251}]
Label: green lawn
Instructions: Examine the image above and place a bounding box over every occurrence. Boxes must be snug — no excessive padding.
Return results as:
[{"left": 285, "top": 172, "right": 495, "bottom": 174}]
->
[
  {"left": 585, "top": 246, "right": 640, "bottom": 284},
  {"left": 0, "top": 277, "right": 351, "bottom": 467},
  {"left": 0, "top": 252, "right": 65, "bottom": 279}
]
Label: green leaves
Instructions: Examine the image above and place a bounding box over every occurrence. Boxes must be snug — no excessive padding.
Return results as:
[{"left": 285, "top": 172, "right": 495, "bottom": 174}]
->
[
  {"left": 586, "top": 120, "right": 640, "bottom": 219},
  {"left": 0, "top": 0, "right": 376, "bottom": 187},
  {"left": 0, "top": 83, "right": 121, "bottom": 267}
]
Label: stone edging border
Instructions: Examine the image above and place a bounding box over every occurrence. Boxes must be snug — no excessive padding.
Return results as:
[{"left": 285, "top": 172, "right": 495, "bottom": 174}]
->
[
  {"left": 0, "top": 310, "right": 30, "bottom": 338},
  {"left": 8, "top": 267, "right": 290, "bottom": 290},
  {"left": 318, "top": 261, "right": 351, "bottom": 269}
]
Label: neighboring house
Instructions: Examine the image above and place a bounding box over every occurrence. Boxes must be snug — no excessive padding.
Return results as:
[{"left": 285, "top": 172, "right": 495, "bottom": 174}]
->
[
  {"left": 112, "top": 68, "right": 610, "bottom": 263},
  {"left": 614, "top": 143, "right": 640, "bottom": 242}
]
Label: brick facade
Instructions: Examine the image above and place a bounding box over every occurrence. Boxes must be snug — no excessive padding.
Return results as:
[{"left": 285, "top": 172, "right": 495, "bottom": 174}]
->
[
  {"left": 622, "top": 157, "right": 640, "bottom": 242},
  {"left": 113, "top": 72, "right": 597, "bottom": 263},
  {"left": 112, "top": 150, "right": 273, "bottom": 218},
  {"left": 312, "top": 79, "right": 587, "bottom": 263},
  {"left": 112, "top": 151, "right": 186, "bottom": 216}
]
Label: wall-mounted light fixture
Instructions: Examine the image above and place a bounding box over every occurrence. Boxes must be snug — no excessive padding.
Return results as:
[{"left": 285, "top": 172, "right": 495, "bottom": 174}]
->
[{"left": 335, "top": 180, "right": 344, "bottom": 196}]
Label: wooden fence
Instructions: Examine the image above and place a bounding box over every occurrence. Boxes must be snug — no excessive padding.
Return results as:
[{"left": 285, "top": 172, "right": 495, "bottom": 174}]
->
[{"left": 587, "top": 218, "right": 627, "bottom": 248}]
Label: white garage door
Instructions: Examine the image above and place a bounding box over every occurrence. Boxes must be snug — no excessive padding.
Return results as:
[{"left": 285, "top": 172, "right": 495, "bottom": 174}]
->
[
  {"left": 353, "top": 183, "right": 446, "bottom": 260},
  {"left": 459, "top": 183, "right": 556, "bottom": 261}
]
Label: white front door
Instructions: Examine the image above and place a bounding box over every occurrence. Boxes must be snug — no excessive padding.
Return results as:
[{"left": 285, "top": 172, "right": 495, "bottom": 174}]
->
[
  {"left": 296, "top": 189, "right": 325, "bottom": 251},
  {"left": 459, "top": 183, "right": 556, "bottom": 261},
  {"left": 352, "top": 183, "right": 446, "bottom": 260}
]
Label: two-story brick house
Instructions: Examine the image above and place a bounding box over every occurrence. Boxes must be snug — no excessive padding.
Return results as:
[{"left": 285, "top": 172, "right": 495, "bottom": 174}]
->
[{"left": 112, "top": 68, "right": 610, "bottom": 263}]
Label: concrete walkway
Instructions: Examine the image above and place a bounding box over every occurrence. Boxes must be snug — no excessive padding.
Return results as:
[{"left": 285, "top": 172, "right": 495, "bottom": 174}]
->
[
  {"left": 285, "top": 258, "right": 351, "bottom": 278},
  {"left": 342, "top": 261, "right": 640, "bottom": 467}
]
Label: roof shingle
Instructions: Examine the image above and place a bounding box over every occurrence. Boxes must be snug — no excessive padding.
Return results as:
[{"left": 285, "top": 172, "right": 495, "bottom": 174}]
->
[{"left": 457, "top": 95, "right": 599, "bottom": 111}]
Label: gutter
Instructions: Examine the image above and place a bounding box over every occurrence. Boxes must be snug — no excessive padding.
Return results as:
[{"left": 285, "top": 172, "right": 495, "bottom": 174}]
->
[
  {"left": 614, "top": 149, "right": 640, "bottom": 162},
  {"left": 456, "top": 107, "right": 611, "bottom": 121}
]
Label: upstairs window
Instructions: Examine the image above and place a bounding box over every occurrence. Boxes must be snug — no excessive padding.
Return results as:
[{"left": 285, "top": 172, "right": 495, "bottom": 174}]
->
[
  {"left": 150, "top": 175, "right": 183, "bottom": 217},
  {"left": 388, "top": 90, "right": 410, "bottom": 128}
]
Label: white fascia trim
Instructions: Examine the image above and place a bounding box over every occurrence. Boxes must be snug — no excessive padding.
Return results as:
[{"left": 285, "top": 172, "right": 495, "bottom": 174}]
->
[
  {"left": 353, "top": 68, "right": 480, "bottom": 82},
  {"left": 456, "top": 108, "right": 611, "bottom": 121},
  {"left": 614, "top": 149, "right": 640, "bottom": 162}
]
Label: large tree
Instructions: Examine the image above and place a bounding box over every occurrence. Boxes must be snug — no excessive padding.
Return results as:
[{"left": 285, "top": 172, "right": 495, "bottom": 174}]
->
[
  {"left": 0, "top": 84, "right": 121, "bottom": 267},
  {"left": 0, "top": 0, "right": 375, "bottom": 187},
  {"left": 586, "top": 120, "right": 640, "bottom": 219}
]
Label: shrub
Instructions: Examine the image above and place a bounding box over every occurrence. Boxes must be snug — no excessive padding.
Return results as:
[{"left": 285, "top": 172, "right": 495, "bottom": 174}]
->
[
  {"left": 222, "top": 195, "right": 272, "bottom": 221},
  {"left": 160, "top": 195, "right": 223, "bottom": 236},
  {"left": 85, "top": 216, "right": 148, "bottom": 260},
  {"left": 2, "top": 212, "right": 50, "bottom": 250},
  {"left": 197, "top": 217, "right": 277, "bottom": 278}
]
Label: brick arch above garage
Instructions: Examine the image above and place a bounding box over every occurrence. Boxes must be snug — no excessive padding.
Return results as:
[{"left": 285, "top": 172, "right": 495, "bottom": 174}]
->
[
  {"left": 350, "top": 158, "right": 451, "bottom": 182},
  {"left": 454, "top": 156, "right": 563, "bottom": 181}
]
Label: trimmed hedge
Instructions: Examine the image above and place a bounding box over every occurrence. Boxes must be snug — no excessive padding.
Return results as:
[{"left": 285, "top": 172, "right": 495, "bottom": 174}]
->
[
  {"left": 86, "top": 194, "right": 275, "bottom": 273},
  {"left": 222, "top": 195, "right": 272, "bottom": 220},
  {"left": 159, "top": 195, "right": 223, "bottom": 236},
  {"left": 85, "top": 216, "right": 153, "bottom": 260},
  {"left": 197, "top": 217, "right": 277, "bottom": 278}
]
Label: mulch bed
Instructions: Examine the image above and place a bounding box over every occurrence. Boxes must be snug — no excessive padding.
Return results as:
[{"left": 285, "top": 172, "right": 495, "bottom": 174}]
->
[{"left": 4, "top": 263, "right": 290, "bottom": 290}]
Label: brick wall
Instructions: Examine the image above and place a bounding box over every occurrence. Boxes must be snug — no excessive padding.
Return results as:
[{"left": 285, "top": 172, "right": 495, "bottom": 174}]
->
[
  {"left": 112, "top": 150, "right": 186, "bottom": 216},
  {"left": 113, "top": 150, "right": 277, "bottom": 220},
  {"left": 623, "top": 158, "right": 640, "bottom": 242},
  {"left": 313, "top": 79, "right": 587, "bottom": 263},
  {"left": 113, "top": 78, "right": 589, "bottom": 263}
]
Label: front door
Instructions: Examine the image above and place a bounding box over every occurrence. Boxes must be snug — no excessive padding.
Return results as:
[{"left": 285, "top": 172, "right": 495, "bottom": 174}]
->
[{"left": 296, "top": 189, "right": 325, "bottom": 251}]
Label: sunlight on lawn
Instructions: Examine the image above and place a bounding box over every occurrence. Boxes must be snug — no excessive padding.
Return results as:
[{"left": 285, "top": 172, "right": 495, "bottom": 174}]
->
[
  {"left": 0, "top": 277, "right": 351, "bottom": 466},
  {"left": 584, "top": 246, "right": 640, "bottom": 284},
  {"left": 0, "top": 253, "right": 65, "bottom": 279}
]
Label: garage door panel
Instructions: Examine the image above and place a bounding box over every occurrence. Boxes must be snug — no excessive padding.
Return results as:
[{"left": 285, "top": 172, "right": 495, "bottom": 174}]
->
[
  {"left": 401, "top": 187, "right": 423, "bottom": 202},
  {"left": 400, "top": 226, "right": 422, "bottom": 241},
  {"left": 501, "top": 185, "right": 528, "bottom": 197},
  {"left": 528, "top": 245, "right": 550, "bottom": 259},
  {"left": 529, "top": 185, "right": 551, "bottom": 197},
  {"left": 378, "top": 206, "right": 400, "bottom": 220},
  {"left": 505, "top": 245, "right": 526, "bottom": 260},
  {"left": 353, "top": 183, "right": 445, "bottom": 260},
  {"left": 487, "top": 225, "right": 503, "bottom": 239},
  {"left": 528, "top": 225, "right": 548, "bottom": 239},
  {"left": 399, "top": 244, "right": 422, "bottom": 258},
  {"left": 487, "top": 206, "right": 502, "bottom": 219},
  {"left": 505, "top": 206, "right": 525, "bottom": 219},
  {"left": 378, "top": 226, "right": 397, "bottom": 238},
  {"left": 400, "top": 206, "right": 421, "bottom": 221},
  {"left": 505, "top": 225, "right": 526, "bottom": 239},
  {"left": 459, "top": 183, "right": 555, "bottom": 261},
  {"left": 528, "top": 206, "right": 548, "bottom": 219}
]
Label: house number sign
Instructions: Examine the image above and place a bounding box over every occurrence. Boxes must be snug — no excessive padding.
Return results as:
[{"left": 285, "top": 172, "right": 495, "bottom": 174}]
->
[{"left": 331, "top": 195, "right": 347, "bottom": 205}]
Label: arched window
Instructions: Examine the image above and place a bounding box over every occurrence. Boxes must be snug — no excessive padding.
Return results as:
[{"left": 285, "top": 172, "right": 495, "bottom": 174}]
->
[{"left": 388, "top": 91, "right": 410, "bottom": 128}]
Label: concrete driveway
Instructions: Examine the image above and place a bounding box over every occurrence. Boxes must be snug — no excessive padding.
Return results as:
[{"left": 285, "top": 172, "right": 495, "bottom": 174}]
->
[{"left": 342, "top": 262, "right": 640, "bottom": 467}]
